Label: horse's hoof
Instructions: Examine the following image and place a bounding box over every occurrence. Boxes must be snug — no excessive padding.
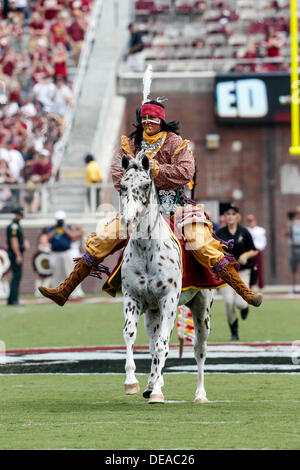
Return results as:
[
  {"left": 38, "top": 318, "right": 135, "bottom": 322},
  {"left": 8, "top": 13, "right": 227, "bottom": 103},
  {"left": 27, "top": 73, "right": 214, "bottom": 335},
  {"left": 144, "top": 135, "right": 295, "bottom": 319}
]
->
[
  {"left": 194, "top": 397, "right": 209, "bottom": 404},
  {"left": 148, "top": 393, "right": 164, "bottom": 404},
  {"left": 124, "top": 382, "right": 140, "bottom": 395},
  {"left": 143, "top": 388, "right": 152, "bottom": 399}
]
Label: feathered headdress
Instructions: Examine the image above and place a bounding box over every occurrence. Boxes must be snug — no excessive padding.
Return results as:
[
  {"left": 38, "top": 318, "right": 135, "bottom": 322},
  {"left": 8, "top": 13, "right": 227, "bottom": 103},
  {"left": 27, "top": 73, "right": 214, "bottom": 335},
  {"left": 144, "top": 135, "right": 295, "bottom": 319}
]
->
[
  {"left": 142, "top": 64, "right": 152, "bottom": 104},
  {"left": 142, "top": 65, "right": 168, "bottom": 105}
]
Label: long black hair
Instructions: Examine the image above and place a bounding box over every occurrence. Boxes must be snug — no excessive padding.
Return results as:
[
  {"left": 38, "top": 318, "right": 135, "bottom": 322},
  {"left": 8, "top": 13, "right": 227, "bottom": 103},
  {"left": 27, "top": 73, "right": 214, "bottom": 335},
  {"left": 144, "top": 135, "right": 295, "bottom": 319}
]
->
[{"left": 129, "top": 100, "right": 180, "bottom": 148}]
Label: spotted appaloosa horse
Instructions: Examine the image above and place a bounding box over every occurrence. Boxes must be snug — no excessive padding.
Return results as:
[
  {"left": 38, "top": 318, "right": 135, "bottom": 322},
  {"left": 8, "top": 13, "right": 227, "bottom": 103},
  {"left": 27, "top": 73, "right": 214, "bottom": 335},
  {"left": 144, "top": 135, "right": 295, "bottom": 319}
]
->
[{"left": 120, "top": 151, "right": 214, "bottom": 404}]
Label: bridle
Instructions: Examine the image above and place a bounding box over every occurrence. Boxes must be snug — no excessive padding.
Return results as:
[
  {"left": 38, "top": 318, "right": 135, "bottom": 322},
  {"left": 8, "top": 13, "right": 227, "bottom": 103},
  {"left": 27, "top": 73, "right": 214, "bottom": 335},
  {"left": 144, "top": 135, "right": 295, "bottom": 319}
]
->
[{"left": 122, "top": 164, "right": 161, "bottom": 236}]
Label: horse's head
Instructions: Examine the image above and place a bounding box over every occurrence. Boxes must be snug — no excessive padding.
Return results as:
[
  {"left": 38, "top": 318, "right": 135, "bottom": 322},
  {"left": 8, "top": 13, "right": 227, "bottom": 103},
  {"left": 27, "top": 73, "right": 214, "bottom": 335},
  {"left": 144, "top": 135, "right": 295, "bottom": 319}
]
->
[{"left": 120, "top": 151, "right": 154, "bottom": 234}]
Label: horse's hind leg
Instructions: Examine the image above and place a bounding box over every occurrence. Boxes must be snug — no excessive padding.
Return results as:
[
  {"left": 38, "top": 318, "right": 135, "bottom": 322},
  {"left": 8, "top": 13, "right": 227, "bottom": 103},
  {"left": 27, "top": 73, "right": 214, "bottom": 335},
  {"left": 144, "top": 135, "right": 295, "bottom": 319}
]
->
[
  {"left": 123, "top": 296, "right": 141, "bottom": 395},
  {"left": 143, "top": 309, "right": 160, "bottom": 398},
  {"left": 190, "top": 290, "right": 214, "bottom": 403}
]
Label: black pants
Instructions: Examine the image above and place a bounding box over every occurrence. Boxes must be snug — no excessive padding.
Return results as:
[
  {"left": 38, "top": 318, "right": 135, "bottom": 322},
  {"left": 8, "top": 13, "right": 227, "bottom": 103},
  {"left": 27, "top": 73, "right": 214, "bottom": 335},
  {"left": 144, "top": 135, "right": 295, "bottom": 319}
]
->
[{"left": 7, "top": 255, "right": 23, "bottom": 305}]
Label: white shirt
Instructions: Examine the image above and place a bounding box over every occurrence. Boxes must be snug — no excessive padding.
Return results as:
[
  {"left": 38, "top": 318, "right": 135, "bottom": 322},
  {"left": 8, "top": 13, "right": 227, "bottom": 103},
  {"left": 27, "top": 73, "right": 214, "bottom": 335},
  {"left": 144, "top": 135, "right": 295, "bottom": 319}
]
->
[
  {"left": 0, "top": 149, "right": 25, "bottom": 181},
  {"left": 33, "top": 82, "right": 56, "bottom": 108},
  {"left": 247, "top": 225, "right": 267, "bottom": 251},
  {"left": 51, "top": 85, "right": 73, "bottom": 116}
]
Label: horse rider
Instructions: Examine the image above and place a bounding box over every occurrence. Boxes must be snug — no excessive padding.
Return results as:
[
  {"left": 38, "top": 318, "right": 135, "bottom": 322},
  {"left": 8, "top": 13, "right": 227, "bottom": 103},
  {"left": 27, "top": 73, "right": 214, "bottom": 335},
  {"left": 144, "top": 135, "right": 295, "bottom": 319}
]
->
[{"left": 38, "top": 99, "right": 263, "bottom": 308}]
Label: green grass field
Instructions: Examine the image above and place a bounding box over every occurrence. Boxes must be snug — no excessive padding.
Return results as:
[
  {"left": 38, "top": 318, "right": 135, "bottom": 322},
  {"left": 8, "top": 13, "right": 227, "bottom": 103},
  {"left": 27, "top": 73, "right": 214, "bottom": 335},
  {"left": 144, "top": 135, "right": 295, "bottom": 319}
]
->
[
  {"left": 0, "top": 298, "right": 299, "bottom": 450},
  {"left": 0, "top": 297, "right": 299, "bottom": 349}
]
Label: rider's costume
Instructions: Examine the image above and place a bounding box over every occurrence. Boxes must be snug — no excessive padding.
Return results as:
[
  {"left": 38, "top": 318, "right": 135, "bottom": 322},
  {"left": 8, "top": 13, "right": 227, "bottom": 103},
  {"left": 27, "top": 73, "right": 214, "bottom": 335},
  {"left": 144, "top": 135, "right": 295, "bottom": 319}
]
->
[{"left": 39, "top": 96, "right": 262, "bottom": 308}]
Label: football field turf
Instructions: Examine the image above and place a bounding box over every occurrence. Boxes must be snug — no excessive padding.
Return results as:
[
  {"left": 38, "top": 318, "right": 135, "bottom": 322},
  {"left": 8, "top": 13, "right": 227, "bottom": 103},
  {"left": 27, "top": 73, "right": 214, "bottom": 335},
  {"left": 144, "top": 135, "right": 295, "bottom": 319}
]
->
[{"left": 0, "top": 298, "right": 299, "bottom": 450}]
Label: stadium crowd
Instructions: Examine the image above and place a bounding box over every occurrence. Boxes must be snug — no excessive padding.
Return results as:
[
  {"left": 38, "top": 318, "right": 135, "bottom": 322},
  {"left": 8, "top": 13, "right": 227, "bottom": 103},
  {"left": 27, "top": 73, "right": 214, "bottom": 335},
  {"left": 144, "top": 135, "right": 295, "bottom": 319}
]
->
[{"left": 0, "top": 0, "right": 92, "bottom": 213}]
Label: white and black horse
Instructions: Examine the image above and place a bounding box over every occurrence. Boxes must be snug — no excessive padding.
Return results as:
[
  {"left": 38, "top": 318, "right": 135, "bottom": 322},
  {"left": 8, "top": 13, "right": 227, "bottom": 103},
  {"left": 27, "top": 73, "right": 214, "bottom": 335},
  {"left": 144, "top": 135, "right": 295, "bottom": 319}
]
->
[{"left": 119, "top": 151, "right": 214, "bottom": 403}]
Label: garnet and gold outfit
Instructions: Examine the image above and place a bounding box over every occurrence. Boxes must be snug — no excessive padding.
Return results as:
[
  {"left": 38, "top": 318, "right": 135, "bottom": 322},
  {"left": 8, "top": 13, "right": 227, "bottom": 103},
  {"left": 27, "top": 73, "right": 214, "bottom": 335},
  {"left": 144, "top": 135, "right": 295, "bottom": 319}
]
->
[{"left": 38, "top": 106, "right": 262, "bottom": 308}]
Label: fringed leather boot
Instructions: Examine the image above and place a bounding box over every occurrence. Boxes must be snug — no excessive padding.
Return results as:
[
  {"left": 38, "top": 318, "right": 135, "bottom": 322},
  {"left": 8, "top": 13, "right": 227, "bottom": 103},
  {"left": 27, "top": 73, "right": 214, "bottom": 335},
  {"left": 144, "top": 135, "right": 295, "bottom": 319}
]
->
[
  {"left": 38, "top": 256, "right": 95, "bottom": 306},
  {"left": 219, "top": 263, "right": 263, "bottom": 307}
]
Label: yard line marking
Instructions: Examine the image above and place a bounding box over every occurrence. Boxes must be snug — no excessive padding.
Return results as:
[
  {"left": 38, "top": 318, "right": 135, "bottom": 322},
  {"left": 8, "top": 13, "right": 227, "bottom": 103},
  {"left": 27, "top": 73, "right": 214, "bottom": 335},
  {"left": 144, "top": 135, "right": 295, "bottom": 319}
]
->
[{"left": 1, "top": 343, "right": 299, "bottom": 374}]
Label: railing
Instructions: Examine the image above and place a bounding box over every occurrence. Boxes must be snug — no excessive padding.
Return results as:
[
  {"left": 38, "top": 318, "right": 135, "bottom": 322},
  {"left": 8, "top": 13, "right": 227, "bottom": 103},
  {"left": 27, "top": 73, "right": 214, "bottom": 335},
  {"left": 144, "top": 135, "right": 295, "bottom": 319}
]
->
[
  {"left": 142, "top": 56, "right": 291, "bottom": 73},
  {"left": 49, "top": 0, "right": 104, "bottom": 184},
  {"left": 0, "top": 182, "right": 114, "bottom": 217}
]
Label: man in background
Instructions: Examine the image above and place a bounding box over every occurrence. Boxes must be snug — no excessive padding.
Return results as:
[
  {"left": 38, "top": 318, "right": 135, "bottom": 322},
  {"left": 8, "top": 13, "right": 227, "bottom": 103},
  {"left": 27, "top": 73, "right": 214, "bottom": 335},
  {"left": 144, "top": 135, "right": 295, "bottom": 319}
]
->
[
  {"left": 6, "top": 205, "right": 29, "bottom": 305},
  {"left": 125, "top": 23, "right": 145, "bottom": 72},
  {"left": 246, "top": 214, "right": 267, "bottom": 289},
  {"left": 47, "top": 210, "right": 78, "bottom": 290},
  {"left": 84, "top": 154, "right": 102, "bottom": 210}
]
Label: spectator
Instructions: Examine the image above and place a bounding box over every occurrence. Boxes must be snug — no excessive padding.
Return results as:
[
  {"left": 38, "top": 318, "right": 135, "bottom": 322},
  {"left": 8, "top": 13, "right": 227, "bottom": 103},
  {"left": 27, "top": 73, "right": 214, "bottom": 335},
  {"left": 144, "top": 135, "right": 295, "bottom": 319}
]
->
[
  {"left": 68, "top": 0, "right": 91, "bottom": 15},
  {"left": 16, "top": 64, "right": 34, "bottom": 99},
  {"left": 14, "top": 0, "right": 28, "bottom": 18},
  {"left": 67, "top": 8, "right": 87, "bottom": 65},
  {"left": 216, "top": 204, "right": 258, "bottom": 341},
  {"left": 49, "top": 10, "right": 69, "bottom": 50},
  {"left": 261, "top": 25, "right": 284, "bottom": 71},
  {"left": 37, "top": 0, "right": 63, "bottom": 23},
  {"left": 19, "top": 163, "right": 40, "bottom": 213},
  {"left": 0, "top": 135, "right": 25, "bottom": 182},
  {"left": 84, "top": 153, "right": 102, "bottom": 209},
  {"left": 0, "top": 157, "right": 15, "bottom": 207},
  {"left": 28, "top": 11, "right": 48, "bottom": 52},
  {"left": 51, "top": 75, "right": 73, "bottom": 115},
  {"left": 9, "top": 14, "right": 24, "bottom": 53},
  {"left": 125, "top": 23, "right": 145, "bottom": 72},
  {"left": 1, "top": 47, "right": 18, "bottom": 77},
  {"left": 33, "top": 227, "right": 52, "bottom": 296},
  {"left": 239, "top": 42, "right": 259, "bottom": 72},
  {"left": 6, "top": 0, "right": 25, "bottom": 22},
  {"left": 287, "top": 206, "right": 300, "bottom": 294},
  {"left": 46, "top": 210, "right": 79, "bottom": 292},
  {"left": 31, "top": 125, "right": 45, "bottom": 151},
  {"left": 52, "top": 43, "right": 68, "bottom": 79},
  {"left": 246, "top": 214, "right": 267, "bottom": 289},
  {"left": 31, "top": 56, "right": 54, "bottom": 84},
  {"left": 32, "top": 37, "right": 51, "bottom": 63},
  {"left": 30, "top": 148, "right": 52, "bottom": 183},
  {"left": 32, "top": 74, "right": 56, "bottom": 108}
]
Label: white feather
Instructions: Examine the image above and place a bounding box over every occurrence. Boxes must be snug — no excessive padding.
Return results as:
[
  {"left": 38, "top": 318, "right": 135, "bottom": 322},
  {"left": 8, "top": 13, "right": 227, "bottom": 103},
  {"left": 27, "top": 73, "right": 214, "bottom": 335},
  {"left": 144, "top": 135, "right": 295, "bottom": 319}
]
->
[{"left": 142, "top": 64, "right": 152, "bottom": 104}]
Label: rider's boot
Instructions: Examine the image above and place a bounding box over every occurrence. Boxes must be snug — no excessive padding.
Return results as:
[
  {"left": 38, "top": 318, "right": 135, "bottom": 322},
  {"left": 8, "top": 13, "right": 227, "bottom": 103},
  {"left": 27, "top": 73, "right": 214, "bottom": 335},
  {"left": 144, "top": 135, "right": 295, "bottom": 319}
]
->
[
  {"left": 38, "top": 256, "right": 94, "bottom": 306},
  {"left": 182, "top": 222, "right": 263, "bottom": 308},
  {"left": 217, "top": 262, "right": 263, "bottom": 307}
]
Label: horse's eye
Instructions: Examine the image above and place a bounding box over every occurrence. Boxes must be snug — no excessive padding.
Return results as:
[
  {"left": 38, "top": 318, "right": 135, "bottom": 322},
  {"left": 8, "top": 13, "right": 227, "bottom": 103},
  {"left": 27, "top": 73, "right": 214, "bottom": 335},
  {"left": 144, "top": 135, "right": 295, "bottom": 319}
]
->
[
  {"left": 120, "top": 184, "right": 127, "bottom": 193},
  {"left": 141, "top": 183, "right": 150, "bottom": 191}
]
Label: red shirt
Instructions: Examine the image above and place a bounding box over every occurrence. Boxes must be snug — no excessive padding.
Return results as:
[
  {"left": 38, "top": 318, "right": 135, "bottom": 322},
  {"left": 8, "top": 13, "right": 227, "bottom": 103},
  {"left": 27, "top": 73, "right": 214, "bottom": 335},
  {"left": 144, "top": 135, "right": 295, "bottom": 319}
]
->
[
  {"left": 29, "top": 20, "right": 46, "bottom": 32},
  {"left": 32, "top": 160, "right": 52, "bottom": 179},
  {"left": 67, "top": 21, "right": 85, "bottom": 41},
  {"left": 50, "top": 22, "right": 68, "bottom": 45},
  {"left": 54, "top": 60, "right": 67, "bottom": 77},
  {"left": 39, "top": 0, "right": 63, "bottom": 20}
]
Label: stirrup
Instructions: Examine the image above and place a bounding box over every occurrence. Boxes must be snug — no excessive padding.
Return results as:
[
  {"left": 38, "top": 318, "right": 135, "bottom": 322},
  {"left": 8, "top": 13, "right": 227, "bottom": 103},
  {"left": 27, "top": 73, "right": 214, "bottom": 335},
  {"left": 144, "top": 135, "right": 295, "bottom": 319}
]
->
[{"left": 90, "top": 263, "right": 111, "bottom": 280}]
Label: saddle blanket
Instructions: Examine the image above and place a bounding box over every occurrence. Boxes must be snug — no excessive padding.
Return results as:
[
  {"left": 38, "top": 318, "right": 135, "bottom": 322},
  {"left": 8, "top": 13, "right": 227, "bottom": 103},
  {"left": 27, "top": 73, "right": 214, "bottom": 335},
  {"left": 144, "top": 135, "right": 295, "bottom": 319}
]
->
[{"left": 102, "top": 219, "right": 226, "bottom": 297}]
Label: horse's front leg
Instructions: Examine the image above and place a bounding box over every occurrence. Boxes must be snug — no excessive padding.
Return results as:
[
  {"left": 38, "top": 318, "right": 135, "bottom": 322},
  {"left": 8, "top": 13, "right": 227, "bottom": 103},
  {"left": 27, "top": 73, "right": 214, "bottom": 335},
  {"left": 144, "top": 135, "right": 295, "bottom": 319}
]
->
[
  {"left": 123, "top": 295, "right": 141, "bottom": 395},
  {"left": 143, "top": 309, "right": 160, "bottom": 398},
  {"left": 190, "top": 290, "right": 214, "bottom": 403},
  {"left": 149, "top": 294, "right": 178, "bottom": 404}
]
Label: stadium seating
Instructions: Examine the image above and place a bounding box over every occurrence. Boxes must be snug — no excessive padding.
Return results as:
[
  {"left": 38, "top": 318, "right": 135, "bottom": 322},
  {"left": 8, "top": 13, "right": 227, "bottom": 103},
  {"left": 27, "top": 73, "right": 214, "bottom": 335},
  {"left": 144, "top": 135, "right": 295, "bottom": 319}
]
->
[{"left": 133, "top": 0, "right": 290, "bottom": 72}]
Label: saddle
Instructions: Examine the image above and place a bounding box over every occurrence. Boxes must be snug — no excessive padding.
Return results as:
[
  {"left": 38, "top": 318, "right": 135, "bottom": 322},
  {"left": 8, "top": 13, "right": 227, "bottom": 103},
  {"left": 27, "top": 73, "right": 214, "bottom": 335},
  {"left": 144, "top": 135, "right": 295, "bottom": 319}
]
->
[{"left": 102, "top": 217, "right": 225, "bottom": 297}]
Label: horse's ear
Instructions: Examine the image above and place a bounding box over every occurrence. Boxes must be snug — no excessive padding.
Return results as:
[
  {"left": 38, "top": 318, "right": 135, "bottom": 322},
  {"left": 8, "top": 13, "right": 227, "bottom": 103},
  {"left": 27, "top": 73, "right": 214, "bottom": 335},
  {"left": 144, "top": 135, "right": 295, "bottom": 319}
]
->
[
  {"left": 141, "top": 155, "right": 150, "bottom": 171},
  {"left": 122, "top": 154, "right": 130, "bottom": 170}
]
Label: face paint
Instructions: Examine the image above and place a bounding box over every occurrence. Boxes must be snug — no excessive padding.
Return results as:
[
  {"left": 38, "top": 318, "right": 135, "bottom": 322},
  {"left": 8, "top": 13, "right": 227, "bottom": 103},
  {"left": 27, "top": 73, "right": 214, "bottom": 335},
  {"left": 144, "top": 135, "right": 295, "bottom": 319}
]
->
[
  {"left": 142, "top": 118, "right": 161, "bottom": 125},
  {"left": 141, "top": 115, "right": 161, "bottom": 125}
]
